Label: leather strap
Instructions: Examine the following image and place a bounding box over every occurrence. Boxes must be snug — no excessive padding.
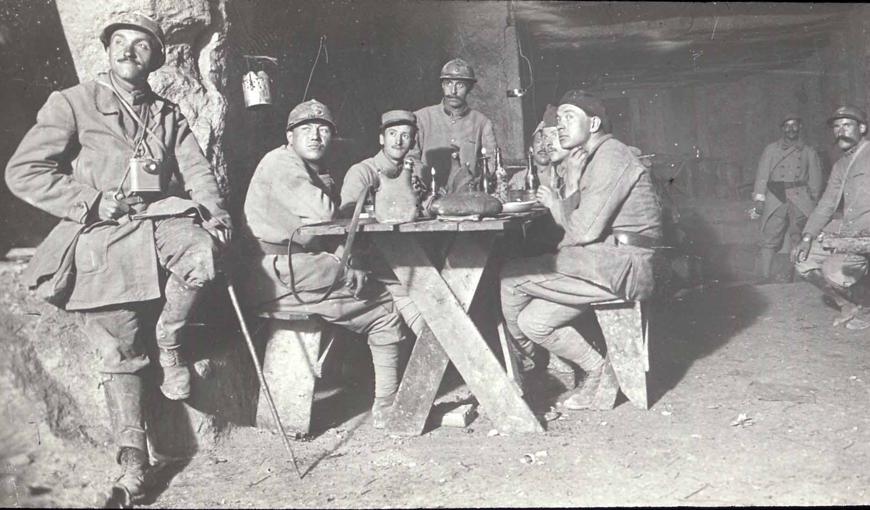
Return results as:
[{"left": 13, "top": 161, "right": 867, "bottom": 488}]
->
[{"left": 612, "top": 230, "right": 665, "bottom": 249}]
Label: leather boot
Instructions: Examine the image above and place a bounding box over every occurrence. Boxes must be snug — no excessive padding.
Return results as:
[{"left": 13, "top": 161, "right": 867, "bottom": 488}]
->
[
  {"left": 155, "top": 276, "right": 202, "bottom": 400},
  {"left": 801, "top": 269, "right": 862, "bottom": 327},
  {"left": 158, "top": 347, "right": 190, "bottom": 400},
  {"left": 536, "top": 326, "right": 604, "bottom": 410},
  {"left": 101, "top": 447, "right": 148, "bottom": 508},
  {"left": 100, "top": 374, "right": 147, "bottom": 507}
]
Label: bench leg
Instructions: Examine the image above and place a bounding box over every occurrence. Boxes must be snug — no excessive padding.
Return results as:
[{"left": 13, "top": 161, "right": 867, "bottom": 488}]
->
[
  {"left": 594, "top": 301, "right": 649, "bottom": 410},
  {"left": 256, "top": 319, "right": 322, "bottom": 436}
]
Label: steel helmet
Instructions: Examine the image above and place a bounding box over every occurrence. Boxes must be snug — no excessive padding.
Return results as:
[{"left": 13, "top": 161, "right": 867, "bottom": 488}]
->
[
  {"left": 439, "top": 58, "right": 476, "bottom": 83},
  {"left": 100, "top": 13, "right": 166, "bottom": 71},
  {"left": 286, "top": 99, "right": 337, "bottom": 133}
]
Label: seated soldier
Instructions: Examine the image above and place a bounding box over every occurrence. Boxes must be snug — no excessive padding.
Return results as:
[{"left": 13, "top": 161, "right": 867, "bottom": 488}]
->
[
  {"left": 500, "top": 89, "right": 663, "bottom": 411},
  {"left": 792, "top": 106, "right": 870, "bottom": 330},
  {"left": 240, "top": 99, "right": 405, "bottom": 428},
  {"left": 339, "top": 110, "right": 425, "bottom": 337}
]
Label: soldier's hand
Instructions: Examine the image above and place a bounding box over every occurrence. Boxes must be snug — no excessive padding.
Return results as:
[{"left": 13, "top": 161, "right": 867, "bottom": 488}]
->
[
  {"left": 97, "top": 192, "right": 130, "bottom": 221},
  {"left": 791, "top": 237, "right": 813, "bottom": 264},
  {"left": 753, "top": 200, "right": 764, "bottom": 217},
  {"left": 344, "top": 268, "right": 369, "bottom": 299}
]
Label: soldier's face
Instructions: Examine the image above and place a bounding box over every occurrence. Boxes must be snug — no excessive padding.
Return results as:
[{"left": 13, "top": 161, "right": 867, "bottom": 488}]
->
[
  {"left": 557, "top": 104, "right": 596, "bottom": 151},
  {"left": 108, "top": 28, "right": 156, "bottom": 83},
  {"left": 380, "top": 124, "right": 415, "bottom": 162},
  {"left": 441, "top": 79, "right": 471, "bottom": 108},
  {"left": 531, "top": 130, "right": 549, "bottom": 166},
  {"left": 832, "top": 118, "right": 866, "bottom": 151},
  {"left": 543, "top": 127, "right": 570, "bottom": 164},
  {"left": 288, "top": 121, "right": 333, "bottom": 162},
  {"left": 782, "top": 120, "right": 801, "bottom": 141}
]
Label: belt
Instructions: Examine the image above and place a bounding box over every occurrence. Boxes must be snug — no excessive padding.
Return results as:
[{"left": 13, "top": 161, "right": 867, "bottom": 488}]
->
[
  {"left": 612, "top": 230, "right": 663, "bottom": 249},
  {"left": 251, "top": 239, "right": 308, "bottom": 256},
  {"left": 769, "top": 180, "right": 806, "bottom": 190}
]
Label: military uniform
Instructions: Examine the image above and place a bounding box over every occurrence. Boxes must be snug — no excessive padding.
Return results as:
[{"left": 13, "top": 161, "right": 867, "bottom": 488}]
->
[
  {"left": 501, "top": 91, "right": 662, "bottom": 409},
  {"left": 753, "top": 137, "right": 822, "bottom": 258},
  {"left": 5, "top": 66, "right": 229, "bottom": 494},
  {"left": 240, "top": 100, "right": 405, "bottom": 421},
  {"left": 406, "top": 58, "right": 497, "bottom": 194},
  {"left": 796, "top": 138, "right": 870, "bottom": 288}
]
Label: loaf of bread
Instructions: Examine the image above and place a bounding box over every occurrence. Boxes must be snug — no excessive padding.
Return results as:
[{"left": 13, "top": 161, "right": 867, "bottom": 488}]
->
[{"left": 430, "top": 191, "right": 503, "bottom": 217}]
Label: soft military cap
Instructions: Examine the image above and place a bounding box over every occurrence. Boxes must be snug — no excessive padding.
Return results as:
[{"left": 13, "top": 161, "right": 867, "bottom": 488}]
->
[
  {"left": 100, "top": 13, "right": 166, "bottom": 70},
  {"left": 380, "top": 110, "right": 417, "bottom": 130},
  {"left": 532, "top": 120, "right": 545, "bottom": 137},
  {"left": 440, "top": 58, "right": 476, "bottom": 82},
  {"left": 559, "top": 89, "right": 607, "bottom": 123},
  {"left": 286, "top": 99, "right": 336, "bottom": 132},
  {"left": 781, "top": 112, "right": 801, "bottom": 125},
  {"left": 828, "top": 105, "right": 867, "bottom": 126}
]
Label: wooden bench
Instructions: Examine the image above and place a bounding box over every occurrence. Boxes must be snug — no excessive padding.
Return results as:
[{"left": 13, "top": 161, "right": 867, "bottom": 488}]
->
[
  {"left": 253, "top": 311, "right": 333, "bottom": 437},
  {"left": 498, "top": 298, "right": 650, "bottom": 410}
]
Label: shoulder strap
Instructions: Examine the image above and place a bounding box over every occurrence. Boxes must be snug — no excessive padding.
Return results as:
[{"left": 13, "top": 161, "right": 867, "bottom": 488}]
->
[{"left": 96, "top": 80, "right": 167, "bottom": 154}]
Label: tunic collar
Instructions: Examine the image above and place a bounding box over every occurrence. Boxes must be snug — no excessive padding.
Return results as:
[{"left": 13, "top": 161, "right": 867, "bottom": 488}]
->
[
  {"left": 441, "top": 99, "right": 471, "bottom": 119},
  {"left": 373, "top": 150, "right": 401, "bottom": 173},
  {"left": 584, "top": 133, "right": 613, "bottom": 161},
  {"left": 779, "top": 137, "right": 804, "bottom": 150},
  {"left": 94, "top": 72, "right": 166, "bottom": 116}
]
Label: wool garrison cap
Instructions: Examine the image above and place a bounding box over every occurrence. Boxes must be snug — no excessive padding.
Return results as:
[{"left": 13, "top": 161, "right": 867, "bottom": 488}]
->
[{"left": 380, "top": 110, "right": 417, "bottom": 130}]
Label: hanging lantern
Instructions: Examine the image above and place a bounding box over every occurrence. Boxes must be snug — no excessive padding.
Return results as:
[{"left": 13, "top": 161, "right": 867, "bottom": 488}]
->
[{"left": 242, "top": 55, "right": 277, "bottom": 110}]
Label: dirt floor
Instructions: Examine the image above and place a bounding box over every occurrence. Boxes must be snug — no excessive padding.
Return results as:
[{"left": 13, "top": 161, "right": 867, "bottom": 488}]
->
[{"left": 3, "top": 275, "right": 870, "bottom": 507}]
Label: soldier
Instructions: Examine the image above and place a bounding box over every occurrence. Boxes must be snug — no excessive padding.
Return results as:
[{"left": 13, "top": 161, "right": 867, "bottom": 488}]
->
[
  {"left": 5, "top": 13, "right": 232, "bottom": 505},
  {"left": 753, "top": 113, "right": 823, "bottom": 282},
  {"left": 508, "top": 119, "right": 550, "bottom": 190},
  {"left": 407, "top": 58, "right": 497, "bottom": 194},
  {"left": 793, "top": 106, "right": 870, "bottom": 330},
  {"left": 240, "top": 99, "right": 405, "bottom": 430},
  {"left": 500, "top": 89, "right": 663, "bottom": 411},
  {"left": 339, "top": 110, "right": 424, "bottom": 337}
]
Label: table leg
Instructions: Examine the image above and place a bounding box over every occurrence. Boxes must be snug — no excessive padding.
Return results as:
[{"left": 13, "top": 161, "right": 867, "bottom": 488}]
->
[
  {"left": 384, "top": 234, "right": 490, "bottom": 436},
  {"left": 377, "top": 233, "right": 543, "bottom": 434}
]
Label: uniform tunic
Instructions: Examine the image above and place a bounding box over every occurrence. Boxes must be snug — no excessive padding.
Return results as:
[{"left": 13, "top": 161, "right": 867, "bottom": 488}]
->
[
  {"left": 241, "top": 145, "right": 403, "bottom": 345},
  {"left": 339, "top": 150, "right": 397, "bottom": 215},
  {"left": 753, "top": 139, "right": 822, "bottom": 249},
  {"left": 5, "top": 74, "right": 229, "bottom": 311},
  {"left": 796, "top": 139, "right": 870, "bottom": 287},
  {"left": 501, "top": 134, "right": 663, "bottom": 344},
  {"left": 407, "top": 101, "right": 497, "bottom": 194}
]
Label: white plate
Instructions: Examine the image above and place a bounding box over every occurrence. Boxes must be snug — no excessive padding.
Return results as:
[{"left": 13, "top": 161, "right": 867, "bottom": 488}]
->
[{"left": 501, "top": 200, "right": 538, "bottom": 213}]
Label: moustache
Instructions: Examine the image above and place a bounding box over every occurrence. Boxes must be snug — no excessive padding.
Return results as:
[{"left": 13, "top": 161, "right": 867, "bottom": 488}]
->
[{"left": 837, "top": 135, "right": 857, "bottom": 144}]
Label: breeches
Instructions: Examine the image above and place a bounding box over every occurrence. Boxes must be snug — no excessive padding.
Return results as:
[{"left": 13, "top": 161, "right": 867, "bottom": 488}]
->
[
  {"left": 78, "top": 216, "right": 219, "bottom": 373},
  {"left": 795, "top": 240, "right": 869, "bottom": 288},
  {"left": 761, "top": 202, "right": 807, "bottom": 251},
  {"left": 501, "top": 256, "right": 619, "bottom": 344}
]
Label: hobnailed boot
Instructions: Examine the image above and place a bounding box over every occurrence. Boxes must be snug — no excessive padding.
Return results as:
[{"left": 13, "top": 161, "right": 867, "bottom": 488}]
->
[
  {"left": 158, "top": 347, "right": 191, "bottom": 400},
  {"left": 155, "top": 275, "right": 203, "bottom": 400},
  {"left": 99, "top": 374, "right": 147, "bottom": 508},
  {"left": 534, "top": 326, "right": 604, "bottom": 410},
  {"left": 101, "top": 447, "right": 148, "bottom": 508},
  {"left": 801, "top": 269, "right": 863, "bottom": 327}
]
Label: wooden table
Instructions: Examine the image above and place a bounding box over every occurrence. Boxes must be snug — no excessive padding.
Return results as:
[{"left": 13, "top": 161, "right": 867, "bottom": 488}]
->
[{"left": 299, "top": 210, "right": 546, "bottom": 435}]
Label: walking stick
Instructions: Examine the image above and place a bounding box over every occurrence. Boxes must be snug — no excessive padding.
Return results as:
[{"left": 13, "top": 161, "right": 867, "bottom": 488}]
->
[{"left": 226, "top": 278, "right": 303, "bottom": 478}]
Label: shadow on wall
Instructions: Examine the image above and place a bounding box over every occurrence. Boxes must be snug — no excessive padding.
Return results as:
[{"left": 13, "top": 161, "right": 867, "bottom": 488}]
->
[{"left": 0, "top": 0, "right": 80, "bottom": 252}]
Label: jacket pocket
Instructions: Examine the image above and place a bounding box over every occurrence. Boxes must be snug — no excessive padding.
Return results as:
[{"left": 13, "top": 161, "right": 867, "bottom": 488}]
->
[{"left": 74, "top": 224, "right": 112, "bottom": 274}]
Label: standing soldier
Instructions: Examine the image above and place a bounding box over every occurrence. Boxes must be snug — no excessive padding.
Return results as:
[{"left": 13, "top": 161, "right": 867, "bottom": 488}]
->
[
  {"left": 753, "top": 113, "right": 823, "bottom": 282},
  {"left": 407, "top": 58, "right": 498, "bottom": 194},
  {"left": 5, "top": 13, "right": 232, "bottom": 506},
  {"left": 793, "top": 106, "right": 870, "bottom": 330}
]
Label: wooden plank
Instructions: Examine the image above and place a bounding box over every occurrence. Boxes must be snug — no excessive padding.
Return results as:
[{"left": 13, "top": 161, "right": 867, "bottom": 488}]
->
[
  {"left": 594, "top": 302, "right": 649, "bottom": 410},
  {"left": 256, "top": 319, "right": 322, "bottom": 436},
  {"left": 377, "top": 234, "right": 543, "bottom": 434},
  {"left": 383, "top": 233, "right": 494, "bottom": 435}
]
